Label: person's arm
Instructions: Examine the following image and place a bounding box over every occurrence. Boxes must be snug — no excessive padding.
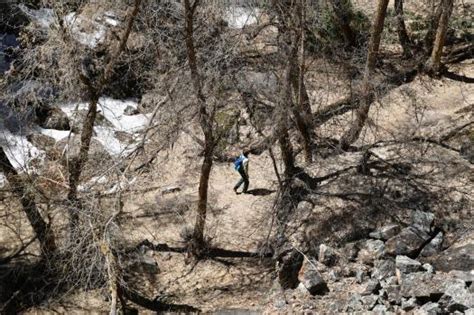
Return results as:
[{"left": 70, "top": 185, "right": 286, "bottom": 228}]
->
[{"left": 243, "top": 158, "right": 249, "bottom": 176}]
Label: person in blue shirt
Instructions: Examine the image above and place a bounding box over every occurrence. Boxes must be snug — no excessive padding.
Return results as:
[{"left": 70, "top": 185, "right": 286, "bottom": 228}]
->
[{"left": 233, "top": 150, "right": 250, "bottom": 194}]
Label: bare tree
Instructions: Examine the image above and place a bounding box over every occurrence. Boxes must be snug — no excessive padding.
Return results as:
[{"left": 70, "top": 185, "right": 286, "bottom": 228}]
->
[
  {"left": 339, "top": 0, "right": 390, "bottom": 150},
  {"left": 67, "top": 0, "right": 142, "bottom": 235},
  {"left": 425, "top": 0, "right": 454, "bottom": 73},
  {"left": 394, "top": 0, "right": 412, "bottom": 57}
]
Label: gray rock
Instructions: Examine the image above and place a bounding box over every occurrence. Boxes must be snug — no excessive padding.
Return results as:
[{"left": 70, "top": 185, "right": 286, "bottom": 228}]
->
[
  {"left": 327, "top": 269, "right": 340, "bottom": 282},
  {"left": 412, "top": 210, "right": 434, "bottom": 234},
  {"left": 369, "top": 224, "right": 401, "bottom": 241},
  {"left": 38, "top": 106, "right": 70, "bottom": 130},
  {"left": 385, "top": 226, "right": 431, "bottom": 256},
  {"left": 429, "top": 244, "right": 474, "bottom": 272},
  {"left": 420, "top": 232, "right": 444, "bottom": 257},
  {"left": 357, "top": 239, "right": 385, "bottom": 264},
  {"left": 402, "top": 297, "right": 418, "bottom": 311},
  {"left": 356, "top": 268, "right": 369, "bottom": 283},
  {"left": 372, "top": 304, "right": 388, "bottom": 313},
  {"left": 343, "top": 242, "right": 360, "bottom": 261},
  {"left": 449, "top": 270, "right": 474, "bottom": 282},
  {"left": 465, "top": 308, "right": 474, "bottom": 315},
  {"left": 346, "top": 294, "right": 364, "bottom": 312},
  {"left": 386, "top": 285, "right": 402, "bottom": 304},
  {"left": 400, "top": 272, "right": 444, "bottom": 298},
  {"left": 297, "top": 258, "right": 329, "bottom": 295},
  {"left": 318, "top": 244, "right": 339, "bottom": 267},
  {"left": 372, "top": 259, "right": 395, "bottom": 281},
  {"left": 438, "top": 279, "right": 474, "bottom": 312},
  {"left": 396, "top": 255, "right": 422, "bottom": 273},
  {"left": 361, "top": 279, "right": 381, "bottom": 295},
  {"left": 124, "top": 105, "right": 139, "bottom": 115},
  {"left": 416, "top": 302, "right": 442, "bottom": 315},
  {"left": 460, "top": 141, "right": 474, "bottom": 163},
  {"left": 361, "top": 294, "right": 378, "bottom": 309},
  {"left": 422, "top": 263, "right": 434, "bottom": 273},
  {"left": 380, "top": 276, "right": 398, "bottom": 288}
]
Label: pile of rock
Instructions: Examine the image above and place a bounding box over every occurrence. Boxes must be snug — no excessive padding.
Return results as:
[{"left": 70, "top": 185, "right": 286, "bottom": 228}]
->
[{"left": 273, "top": 210, "right": 474, "bottom": 314}]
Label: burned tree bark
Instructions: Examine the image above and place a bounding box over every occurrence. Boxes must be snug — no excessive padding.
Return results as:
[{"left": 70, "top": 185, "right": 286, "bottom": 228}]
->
[
  {"left": 339, "top": 0, "right": 389, "bottom": 150},
  {"left": 184, "top": 0, "right": 216, "bottom": 256},
  {"left": 425, "top": 0, "right": 454, "bottom": 74},
  {"left": 0, "top": 148, "right": 56, "bottom": 257}
]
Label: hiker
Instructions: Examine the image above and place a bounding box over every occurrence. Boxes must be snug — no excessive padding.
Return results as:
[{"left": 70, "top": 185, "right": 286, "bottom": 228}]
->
[{"left": 233, "top": 150, "right": 250, "bottom": 194}]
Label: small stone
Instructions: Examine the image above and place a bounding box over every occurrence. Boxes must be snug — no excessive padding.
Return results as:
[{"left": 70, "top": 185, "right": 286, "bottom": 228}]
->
[
  {"left": 386, "top": 285, "right": 402, "bottom": 304},
  {"left": 396, "top": 255, "right": 422, "bottom": 274},
  {"left": 417, "top": 302, "right": 442, "bottom": 315},
  {"left": 372, "top": 259, "right": 395, "bottom": 281},
  {"left": 372, "top": 304, "right": 388, "bottom": 313},
  {"left": 161, "top": 186, "right": 181, "bottom": 195},
  {"left": 318, "top": 244, "right": 339, "bottom": 267},
  {"left": 298, "top": 258, "right": 329, "bottom": 295},
  {"left": 420, "top": 232, "right": 444, "bottom": 257},
  {"left": 124, "top": 105, "right": 140, "bottom": 115},
  {"left": 380, "top": 276, "right": 398, "bottom": 288},
  {"left": 361, "top": 294, "right": 378, "bottom": 309},
  {"left": 343, "top": 242, "right": 360, "bottom": 261},
  {"left": 412, "top": 210, "right": 434, "bottom": 233},
  {"left": 423, "top": 263, "right": 434, "bottom": 274},
  {"left": 356, "top": 268, "right": 368, "bottom": 283},
  {"left": 346, "top": 294, "right": 363, "bottom": 312},
  {"left": 386, "top": 227, "right": 431, "bottom": 257},
  {"left": 361, "top": 279, "right": 381, "bottom": 295},
  {"left": 369, "top": 224, "right": 401, "bottom": 241},
  {"left": 402, "top": 297, "right": 418, "bottom": 311},
  {"left": 357, "top": 239, "right": 385, "bottom": 264}
]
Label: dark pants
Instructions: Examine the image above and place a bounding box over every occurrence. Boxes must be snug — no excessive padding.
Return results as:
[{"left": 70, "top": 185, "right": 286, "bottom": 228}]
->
[{"left": 234, "top": 168, "right": 249, "bottom": 193}]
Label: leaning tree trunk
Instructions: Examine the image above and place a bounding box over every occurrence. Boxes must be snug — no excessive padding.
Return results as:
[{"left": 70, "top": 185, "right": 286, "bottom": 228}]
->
[
  {"left": 425, "top": 0, "right": 454, "bottom": 74},
  {"left": 394, "top": 0, "right": 412, "bottom": 57},
  {"left": 329, "top": 0, "right": 357, "bottom": 48},
  {"left": 184, "top": 0, "right": 215, "bottom": 256},
  {"left": 339, "top": 0, "right": 389, "bottom": 150},
  {"left": 67, "top": 0, "right": 142, "bottom": 235},
  {"left": 0, "top": 148, "right": 56, "bottom": 257}
]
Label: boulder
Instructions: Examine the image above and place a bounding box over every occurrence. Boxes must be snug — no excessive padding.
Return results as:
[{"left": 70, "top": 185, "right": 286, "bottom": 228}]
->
[
  {"left": 385, "top": 226, "right": 431, "bottom": 257},
  {"left": 369, "top": 224, "right": 401, "bottom": 241},
  {"left": 372, "top": 259, "right": 395, "bottom": 281},
  {"left": 360, "top": 279, "right": 381, "bottom": 295},
  {"left": 416, "top": 302, "right": 442, "bottom": 315},
  {"left": 401, "top": 297, "right": 418, "bottom": 311},
  {"left": 36, "top": 106, "right": 70, "bottom": 130},
  {"left": 399, "top": 272, "right": 444, "bottom": 298},
  {"left": 278, "top": 249, "right": 303, "bottom": 290},
  {"left": 396, "top": 255, "right": 422, "bottom": 274},
  {"left": 357, "top": 239, "right": 385, "bottom": 264},
  {"left": 297, "top": 258, "right": 329, "bottom": 295},
  {"left": 449, "top": 270, "right": 474, "bottom": 283},
  {"left": 428, "top": 244, "right": 474, "bottom": 272},
  {"left": 412, "top": 210, "right": 434, "bottom": 234},
  {"left": 318, "top": 244, "right": 339, "bottom": 267},
  {"left": 438, "top": 279, "right": 474, "bottom": 312},
  {"left": 123, "top": 105, "right": 139, "bottom": 115},
  {"left": 420, "top": 231, "right": 443, "bottom": 257}
]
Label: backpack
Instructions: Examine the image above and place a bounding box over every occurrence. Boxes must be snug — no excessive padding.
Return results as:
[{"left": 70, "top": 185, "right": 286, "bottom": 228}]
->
[{"left": 233, "top": 155, "right": 244, "bottom": 171}]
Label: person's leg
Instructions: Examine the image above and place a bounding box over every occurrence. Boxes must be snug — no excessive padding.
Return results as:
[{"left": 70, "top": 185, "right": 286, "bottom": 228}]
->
[
  {"left": 241, "top": 170, "right": 249, "bottom": 193},
  {"left": 234, "top": 171, "right": 244, "bottom": 192}
]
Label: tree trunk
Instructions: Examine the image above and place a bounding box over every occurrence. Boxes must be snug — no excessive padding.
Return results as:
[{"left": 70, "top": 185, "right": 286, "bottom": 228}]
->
[
  {"left": 329, "top": 0, "right": 357, "bottom": 47},
  {"left": 425, "top": 0, "right": 454, "bottom": 74},
  {"left": 0, "top": 148, "right": 56, "bottom": 257},
  {"left": 394, "top": 0, "right": 412, "bottom": 57},
  {"left": 424, "top": 1, "right": 444, "bottom": 53},
  {"left": 66, "top": 0, "right": 142, "bottom": 234},
  {"left": 339, "top": 0, "right": 389, "bottom": 150},
  {"left": 276, "top": 0, "right": 313, "bottom": 164},
  {"left": 184, "top": 0, "right": 215, "bottom": 256}
]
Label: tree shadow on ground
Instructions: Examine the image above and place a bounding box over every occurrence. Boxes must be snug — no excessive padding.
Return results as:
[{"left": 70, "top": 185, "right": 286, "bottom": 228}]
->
[{"left": 245, "top": 188, "right": 275, "bottom": 196}]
